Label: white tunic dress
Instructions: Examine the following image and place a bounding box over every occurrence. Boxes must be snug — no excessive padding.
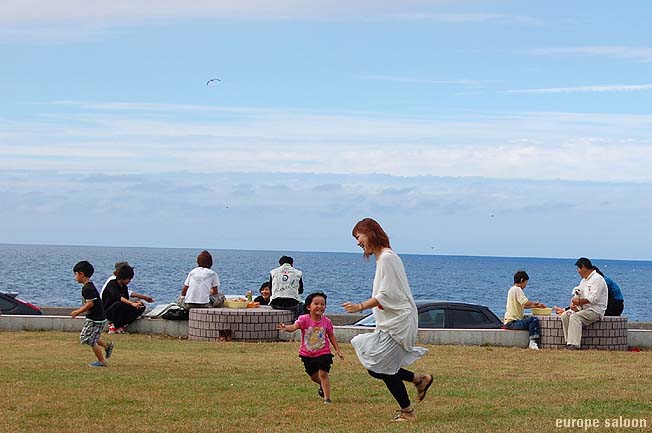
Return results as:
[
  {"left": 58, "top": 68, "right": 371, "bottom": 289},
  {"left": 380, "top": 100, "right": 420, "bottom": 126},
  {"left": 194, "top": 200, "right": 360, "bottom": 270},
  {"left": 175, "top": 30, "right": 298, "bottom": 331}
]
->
[{"left": 351, "top": 248, "right": 427, "bottom": 374}]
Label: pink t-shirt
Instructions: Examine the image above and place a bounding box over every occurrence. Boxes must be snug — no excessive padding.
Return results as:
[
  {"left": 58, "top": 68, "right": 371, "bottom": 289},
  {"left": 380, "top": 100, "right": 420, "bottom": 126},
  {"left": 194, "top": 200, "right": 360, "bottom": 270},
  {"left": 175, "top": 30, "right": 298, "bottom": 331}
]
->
[{"left": 295, "top": 314, "right": 334, "bottom": 358}]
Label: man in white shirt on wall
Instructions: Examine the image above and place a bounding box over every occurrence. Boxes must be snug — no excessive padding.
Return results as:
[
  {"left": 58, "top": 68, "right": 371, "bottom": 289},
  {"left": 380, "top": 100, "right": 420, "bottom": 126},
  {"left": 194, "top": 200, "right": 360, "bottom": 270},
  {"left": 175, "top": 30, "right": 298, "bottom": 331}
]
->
[{"left": 560, "top": 257, "right": 608, "bottom": 350}]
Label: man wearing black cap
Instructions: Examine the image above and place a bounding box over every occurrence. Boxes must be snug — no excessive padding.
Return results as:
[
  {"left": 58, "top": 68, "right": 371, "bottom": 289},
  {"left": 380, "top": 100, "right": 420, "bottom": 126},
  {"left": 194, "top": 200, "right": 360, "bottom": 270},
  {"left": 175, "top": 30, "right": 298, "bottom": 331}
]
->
[{"left": 560, "top": 257, "right": 608, "bottom": 350}]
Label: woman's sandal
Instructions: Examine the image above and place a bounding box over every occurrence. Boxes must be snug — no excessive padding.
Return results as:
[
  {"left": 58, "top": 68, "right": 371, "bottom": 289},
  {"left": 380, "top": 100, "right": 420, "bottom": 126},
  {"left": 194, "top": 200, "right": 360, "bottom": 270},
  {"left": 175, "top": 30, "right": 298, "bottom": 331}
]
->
[
  {"left": 415, "top": 374, "right": 433, "bottom": 402},
  {"left": 392, "top": 408, "right": 417, "bottom": 422}
]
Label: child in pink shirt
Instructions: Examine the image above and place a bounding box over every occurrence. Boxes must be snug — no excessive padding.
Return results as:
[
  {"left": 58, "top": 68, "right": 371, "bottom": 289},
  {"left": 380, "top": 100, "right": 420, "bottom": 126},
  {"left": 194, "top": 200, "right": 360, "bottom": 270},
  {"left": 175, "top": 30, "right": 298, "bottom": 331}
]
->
[{"left": 278, "top": 291, "right": 343, "bottom": 403}]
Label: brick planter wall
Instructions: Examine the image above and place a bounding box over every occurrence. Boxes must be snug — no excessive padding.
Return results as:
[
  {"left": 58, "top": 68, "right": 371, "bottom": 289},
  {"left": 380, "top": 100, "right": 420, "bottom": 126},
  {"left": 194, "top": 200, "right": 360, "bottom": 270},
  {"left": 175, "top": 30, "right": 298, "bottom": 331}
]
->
[
  {"left": 538, "top": 315, "right": 628, "bottom": 350},
  {"left": 188, "top": 307, "right": 293, "bottom": 342}
]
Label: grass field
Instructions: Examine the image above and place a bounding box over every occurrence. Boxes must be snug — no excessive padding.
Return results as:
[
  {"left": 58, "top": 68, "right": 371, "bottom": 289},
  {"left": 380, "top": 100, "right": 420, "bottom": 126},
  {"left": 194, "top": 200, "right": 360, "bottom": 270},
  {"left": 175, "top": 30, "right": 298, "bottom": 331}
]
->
[{"left": 1, "top": 331, "right": 651, "bottom": 433}]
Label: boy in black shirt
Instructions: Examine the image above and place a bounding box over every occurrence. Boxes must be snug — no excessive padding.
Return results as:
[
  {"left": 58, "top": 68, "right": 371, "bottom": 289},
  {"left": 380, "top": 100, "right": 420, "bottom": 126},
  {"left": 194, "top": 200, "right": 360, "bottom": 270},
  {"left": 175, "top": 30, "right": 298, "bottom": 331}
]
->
[{"left": 71, "top": 261, "right": 114, "bottom": 367}]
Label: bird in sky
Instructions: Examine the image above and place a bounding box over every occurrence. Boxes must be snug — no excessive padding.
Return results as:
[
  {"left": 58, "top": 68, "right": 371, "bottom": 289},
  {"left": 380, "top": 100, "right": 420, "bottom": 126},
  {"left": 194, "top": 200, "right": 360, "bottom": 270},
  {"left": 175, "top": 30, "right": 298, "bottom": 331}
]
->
[{"left": 206, "top": 78, "right": 221, "bottom": 86}]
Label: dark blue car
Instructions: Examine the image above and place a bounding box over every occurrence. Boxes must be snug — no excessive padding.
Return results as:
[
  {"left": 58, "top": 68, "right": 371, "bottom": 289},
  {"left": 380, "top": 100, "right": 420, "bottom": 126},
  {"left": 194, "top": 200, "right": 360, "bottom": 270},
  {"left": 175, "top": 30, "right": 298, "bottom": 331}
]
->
[{"left": 352, "top": 301, "right": 503, "bottom": 329}]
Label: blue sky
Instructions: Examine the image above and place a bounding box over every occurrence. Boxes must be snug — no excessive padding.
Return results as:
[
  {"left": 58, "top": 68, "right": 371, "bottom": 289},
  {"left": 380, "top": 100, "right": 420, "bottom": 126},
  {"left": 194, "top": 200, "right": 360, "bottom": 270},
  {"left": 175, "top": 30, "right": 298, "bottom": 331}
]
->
[{"left": 1, "top": 1, "right": 651, "bottom": 259}]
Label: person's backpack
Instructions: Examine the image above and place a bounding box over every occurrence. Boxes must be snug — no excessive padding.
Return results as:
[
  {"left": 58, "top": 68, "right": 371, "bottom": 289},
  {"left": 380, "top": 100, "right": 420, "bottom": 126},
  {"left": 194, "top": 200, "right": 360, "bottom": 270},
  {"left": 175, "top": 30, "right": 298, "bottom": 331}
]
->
[{"left": 161, "top": 306, "right": 189, "bottom": 320}]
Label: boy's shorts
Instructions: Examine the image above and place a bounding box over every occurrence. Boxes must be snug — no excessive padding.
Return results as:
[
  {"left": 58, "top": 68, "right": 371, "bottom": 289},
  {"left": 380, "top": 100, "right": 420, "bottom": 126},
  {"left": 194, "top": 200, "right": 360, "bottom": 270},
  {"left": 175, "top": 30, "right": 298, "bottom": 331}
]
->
[
  {"left": 80, "top": 319, "right": 105, "bottom": 346},
  {"left": 300, "top": 354, "right": 334, "bottom": 376}
]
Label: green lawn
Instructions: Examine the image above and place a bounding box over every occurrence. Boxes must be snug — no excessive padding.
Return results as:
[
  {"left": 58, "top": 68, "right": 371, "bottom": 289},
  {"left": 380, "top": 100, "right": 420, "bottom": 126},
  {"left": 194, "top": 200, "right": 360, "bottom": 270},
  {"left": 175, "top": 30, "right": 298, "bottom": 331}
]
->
[{"left": 1, "top": 331, "right": 650, "bottom": 433}]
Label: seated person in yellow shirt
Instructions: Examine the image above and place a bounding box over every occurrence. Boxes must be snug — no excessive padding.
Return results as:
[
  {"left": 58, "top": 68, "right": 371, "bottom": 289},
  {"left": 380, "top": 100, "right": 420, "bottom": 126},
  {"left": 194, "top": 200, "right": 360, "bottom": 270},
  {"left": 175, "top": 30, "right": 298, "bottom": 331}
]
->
[{"left": 504, "top": 270, "right": 546, "bottom": 350}]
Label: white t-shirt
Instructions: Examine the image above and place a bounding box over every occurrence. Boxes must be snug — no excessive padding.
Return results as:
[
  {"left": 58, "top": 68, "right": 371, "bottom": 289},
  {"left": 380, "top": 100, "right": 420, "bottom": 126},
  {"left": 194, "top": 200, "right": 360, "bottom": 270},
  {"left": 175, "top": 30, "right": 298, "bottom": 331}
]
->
[
  {"left": 184, "top": 267, "right": 220, "bottom": 304},
  {"left": 504, "top": 285, "right": 528, "bottom": 323},
  {"left": 578, "top": 270, "right": 608, "bottom": 317}
]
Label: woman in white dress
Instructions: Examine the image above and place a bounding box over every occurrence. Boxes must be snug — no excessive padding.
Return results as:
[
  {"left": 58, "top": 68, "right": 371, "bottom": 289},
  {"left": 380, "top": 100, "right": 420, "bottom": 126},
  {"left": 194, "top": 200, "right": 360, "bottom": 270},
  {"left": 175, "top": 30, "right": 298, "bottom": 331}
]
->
[{"left": 343, "top": 218, "right": 433, "bottom": 422}]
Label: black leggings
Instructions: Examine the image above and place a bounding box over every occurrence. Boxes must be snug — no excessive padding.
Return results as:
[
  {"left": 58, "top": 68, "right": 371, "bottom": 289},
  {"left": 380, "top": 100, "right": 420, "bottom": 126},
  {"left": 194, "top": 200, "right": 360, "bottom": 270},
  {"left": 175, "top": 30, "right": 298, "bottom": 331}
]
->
[
  {"left": 368, "top": 368, "right": 415, "bottom": 409},
  {"left": 105, "top": 302, "right": 143, "bottom": 328}
]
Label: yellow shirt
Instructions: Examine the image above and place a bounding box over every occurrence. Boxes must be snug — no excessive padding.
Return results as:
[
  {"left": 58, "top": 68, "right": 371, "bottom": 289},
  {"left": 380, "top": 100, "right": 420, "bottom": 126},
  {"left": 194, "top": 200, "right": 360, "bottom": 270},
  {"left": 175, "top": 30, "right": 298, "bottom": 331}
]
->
[{"left": 504, "top": 285, "right": 528, "bottom": 323}]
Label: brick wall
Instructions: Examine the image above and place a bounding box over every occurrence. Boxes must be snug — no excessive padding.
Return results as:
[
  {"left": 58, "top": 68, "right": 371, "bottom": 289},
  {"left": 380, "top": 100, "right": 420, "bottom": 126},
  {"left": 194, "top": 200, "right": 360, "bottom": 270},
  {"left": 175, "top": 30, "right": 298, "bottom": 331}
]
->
[
  {"left": 539, "top": 315, "right": 627, "bottom": 350},
  {"left": 188, "top": 307, "right": 293, "bottom": 342}
]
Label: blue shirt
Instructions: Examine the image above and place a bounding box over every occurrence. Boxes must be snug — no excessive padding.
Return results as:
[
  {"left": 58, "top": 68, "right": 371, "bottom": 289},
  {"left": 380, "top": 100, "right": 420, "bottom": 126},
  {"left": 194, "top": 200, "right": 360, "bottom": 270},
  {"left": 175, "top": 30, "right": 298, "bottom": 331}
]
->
[{"left": 603, "top": 275, "right": 624, "bottom": 301}]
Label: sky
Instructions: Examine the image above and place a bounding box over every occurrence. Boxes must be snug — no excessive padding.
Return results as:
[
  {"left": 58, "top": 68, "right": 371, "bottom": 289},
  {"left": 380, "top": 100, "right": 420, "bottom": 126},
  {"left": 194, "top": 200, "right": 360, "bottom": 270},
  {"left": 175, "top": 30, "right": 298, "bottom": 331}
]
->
[{"left": 1, "top": 1, "right": 651, "bottom": 260}]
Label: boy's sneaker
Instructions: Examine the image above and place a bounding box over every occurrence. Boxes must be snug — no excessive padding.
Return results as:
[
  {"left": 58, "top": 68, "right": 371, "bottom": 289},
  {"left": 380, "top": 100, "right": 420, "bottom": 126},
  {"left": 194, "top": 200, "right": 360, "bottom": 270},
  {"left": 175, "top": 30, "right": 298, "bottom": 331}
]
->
[
  {"left": 117, "top": 326, "right": 127, "bottom": 334},
  {"left": 108, "top": 324, "right": 118, "bottom": 334},
  {"left": 528, "top": 340, "right": 540, "bottom": 350},
  {"left": 105, "top": 342, "right": 114, "bottom": 359},
  {"left": 88, "top": 361, "right": 107, "bottom": 367},
  {"left": 318, "top": 386, "right": 324, "bottom": 398},
  {"left": 323, "top": 399, "right": 332, "bottom": 404}
]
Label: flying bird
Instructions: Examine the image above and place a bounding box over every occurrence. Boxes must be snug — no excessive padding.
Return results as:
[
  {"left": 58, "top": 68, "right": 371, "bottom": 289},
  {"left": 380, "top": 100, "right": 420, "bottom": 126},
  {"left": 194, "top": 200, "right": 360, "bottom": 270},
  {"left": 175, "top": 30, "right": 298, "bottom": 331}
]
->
[{"left": 206, "top": 78, "right": 221, "bottom": 86}]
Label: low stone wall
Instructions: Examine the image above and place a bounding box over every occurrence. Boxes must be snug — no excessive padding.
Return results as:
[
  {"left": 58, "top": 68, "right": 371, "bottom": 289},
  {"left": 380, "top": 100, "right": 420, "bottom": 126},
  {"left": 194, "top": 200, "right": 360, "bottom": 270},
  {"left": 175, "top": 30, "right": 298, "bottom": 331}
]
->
[
  {"left": 4, "top": 314, "right": 650, "bottom": 348},
  {"left": 539, "top": 315, "right": 628, "bottom": 350},
  {"left": 188, "top": 307, "right": 293, "bottom": 342},
  {"left": 326, "top": 326, "right": 531, "bottom": 347}
]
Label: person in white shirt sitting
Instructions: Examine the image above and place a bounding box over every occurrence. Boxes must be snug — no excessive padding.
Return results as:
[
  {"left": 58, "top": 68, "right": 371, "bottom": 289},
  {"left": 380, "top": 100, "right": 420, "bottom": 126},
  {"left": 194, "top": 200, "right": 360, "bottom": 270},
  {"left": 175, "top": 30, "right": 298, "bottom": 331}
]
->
[
  {"left": 559, "top": 257, "right": 608, "bottom": 350},
  {"left": 179, "top": 250, "right": 223, "bottom": 310}
]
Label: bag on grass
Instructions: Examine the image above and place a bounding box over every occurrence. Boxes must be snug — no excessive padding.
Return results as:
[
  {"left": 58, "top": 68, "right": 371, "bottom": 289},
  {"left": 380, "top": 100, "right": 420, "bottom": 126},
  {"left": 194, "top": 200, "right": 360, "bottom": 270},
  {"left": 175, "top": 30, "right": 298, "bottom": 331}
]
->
[{"left": 162, "top": 306, "right": 189, "bottom": 321}]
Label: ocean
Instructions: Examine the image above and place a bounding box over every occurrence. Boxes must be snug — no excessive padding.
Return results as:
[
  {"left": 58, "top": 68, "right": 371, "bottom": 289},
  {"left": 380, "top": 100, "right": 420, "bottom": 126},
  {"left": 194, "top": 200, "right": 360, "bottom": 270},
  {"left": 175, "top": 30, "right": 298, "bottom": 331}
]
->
[{"left": 0, "top": 243, "right": 649, "bottom": 321}]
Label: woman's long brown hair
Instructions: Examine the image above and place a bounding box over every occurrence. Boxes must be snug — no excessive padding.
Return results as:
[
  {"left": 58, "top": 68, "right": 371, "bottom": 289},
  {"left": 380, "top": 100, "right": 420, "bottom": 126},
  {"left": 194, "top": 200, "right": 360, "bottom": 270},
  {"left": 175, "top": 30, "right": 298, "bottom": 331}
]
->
[{"left": 352, "top": 218, "right": 390, "bottom": 258}]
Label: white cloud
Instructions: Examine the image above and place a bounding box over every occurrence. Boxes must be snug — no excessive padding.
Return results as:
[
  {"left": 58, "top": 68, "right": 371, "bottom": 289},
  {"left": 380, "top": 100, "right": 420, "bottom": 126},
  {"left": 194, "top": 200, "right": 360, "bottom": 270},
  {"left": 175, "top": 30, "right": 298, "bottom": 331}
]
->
[
  {"left": 0, "top": 1, "right": 453, "bottom": 23},
  {"left": 377, "top": 13, "right": 541, "bottom": 25},
  {"left": 361, "top": 75, "right": 486, "bottom": 86},
  {"left": 0, "top": 1, "right": 538, "bottom": 43},
  {"left": 0, "top": 24, "right": 123, "bottom": 44},
  {"left": 506, "top": 84, "right": 652, "bottom": 94},
  {"left": 2, "top": 169, "right": 651, "bottom": 258},
  {"left": 527, "top": 46, "right": 652, "bottom": 63},
  {"left": 2, "top": 102, "right": 652, "bottom": 182}
]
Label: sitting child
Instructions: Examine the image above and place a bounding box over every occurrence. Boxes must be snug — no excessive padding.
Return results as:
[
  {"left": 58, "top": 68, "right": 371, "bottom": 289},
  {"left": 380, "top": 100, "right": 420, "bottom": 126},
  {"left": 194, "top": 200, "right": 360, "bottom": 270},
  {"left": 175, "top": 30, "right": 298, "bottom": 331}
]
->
[
  {"left": 503, "top": 270, "right": 546, "bottom": 350},
  {"left": 102, "top": 264, "right": 153, "bottom": 334},
  {"left": 253, "top": 281, "right": 271, "bottom": 306}
]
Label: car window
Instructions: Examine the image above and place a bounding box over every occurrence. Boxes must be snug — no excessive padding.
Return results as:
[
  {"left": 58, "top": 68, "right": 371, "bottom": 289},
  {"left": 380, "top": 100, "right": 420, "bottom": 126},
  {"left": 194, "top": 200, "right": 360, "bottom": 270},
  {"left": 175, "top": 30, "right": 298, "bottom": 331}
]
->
[
  {"left": 0, "top": 296, "right": 15, "bottom": 311},
  {"left": 448, "top": 308, "right": 491, "bottom": 328},
  {"left": 418, "top": 308, "right": 445, "bottom": 328}
]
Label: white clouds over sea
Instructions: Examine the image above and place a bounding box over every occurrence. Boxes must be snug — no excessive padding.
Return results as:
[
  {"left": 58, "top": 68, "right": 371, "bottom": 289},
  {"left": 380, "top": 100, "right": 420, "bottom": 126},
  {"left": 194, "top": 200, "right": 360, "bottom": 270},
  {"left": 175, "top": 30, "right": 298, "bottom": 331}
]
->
[{"left": 1, "top": 168, "right": 650, "bottom": 259}]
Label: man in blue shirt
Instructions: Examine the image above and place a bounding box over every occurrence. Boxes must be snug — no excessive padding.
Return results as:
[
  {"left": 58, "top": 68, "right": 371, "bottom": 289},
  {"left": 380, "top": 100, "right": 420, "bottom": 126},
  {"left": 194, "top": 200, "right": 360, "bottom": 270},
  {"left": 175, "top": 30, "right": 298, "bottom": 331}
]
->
[{"left": 595, "top": 267, "right": 624, "bottom": 316}]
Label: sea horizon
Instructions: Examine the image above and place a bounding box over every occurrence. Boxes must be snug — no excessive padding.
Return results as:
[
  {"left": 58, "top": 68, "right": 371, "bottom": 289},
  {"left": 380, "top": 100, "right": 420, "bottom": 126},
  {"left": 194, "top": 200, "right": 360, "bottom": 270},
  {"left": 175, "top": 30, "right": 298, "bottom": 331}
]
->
[
  {"left": 1, "top": 243, "right": 649, "bottom": 322},
  {"left": 2, "top": 242, "right": 650, "bottom": 263}
]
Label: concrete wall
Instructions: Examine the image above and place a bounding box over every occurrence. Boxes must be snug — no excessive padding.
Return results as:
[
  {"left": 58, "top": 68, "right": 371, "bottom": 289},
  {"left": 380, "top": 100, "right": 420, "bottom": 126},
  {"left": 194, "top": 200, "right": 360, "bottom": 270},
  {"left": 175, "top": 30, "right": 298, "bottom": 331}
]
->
[
  {"left": 2, "top": 315, "right": 652, "bottom": 348},
  {"left": 279, "top": 326, "right": 530, "bottom": 347},
  {"left": 327, "top": 326, "right": 531, "bottom": 347},
  {"left": 0, "top": 315, "right": 188, "bottom": 337},
  {"left": 628, "top": 329, "right": 652, "bottom": 348}
]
